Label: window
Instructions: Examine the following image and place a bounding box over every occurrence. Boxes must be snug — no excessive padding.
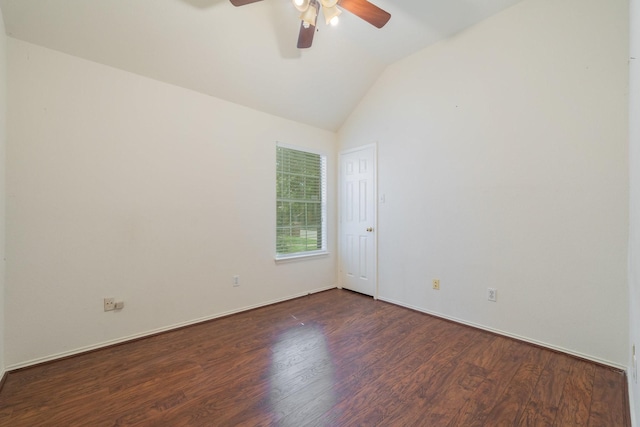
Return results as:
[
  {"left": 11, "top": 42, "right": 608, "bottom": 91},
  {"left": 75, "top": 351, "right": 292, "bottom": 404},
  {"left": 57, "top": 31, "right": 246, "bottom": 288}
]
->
[{"left": 276, "top": 144, "right": 327, "bottom": 259}]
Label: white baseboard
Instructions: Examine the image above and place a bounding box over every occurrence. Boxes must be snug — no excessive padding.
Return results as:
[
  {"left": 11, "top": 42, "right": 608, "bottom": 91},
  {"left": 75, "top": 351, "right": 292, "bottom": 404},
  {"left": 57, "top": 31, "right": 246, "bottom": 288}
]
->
[
  {"left": 377, "top": 296, "right": 626, "bottom": 371},
  {"left": 7, "top": 285, "right": 337, "bottom": 371}
]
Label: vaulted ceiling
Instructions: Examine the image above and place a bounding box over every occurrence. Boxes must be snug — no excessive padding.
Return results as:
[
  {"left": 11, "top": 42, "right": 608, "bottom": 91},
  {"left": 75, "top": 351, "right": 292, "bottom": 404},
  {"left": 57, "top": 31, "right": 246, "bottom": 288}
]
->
[{"left": 0, "top": 0, "right": 523, "bottom": 130}]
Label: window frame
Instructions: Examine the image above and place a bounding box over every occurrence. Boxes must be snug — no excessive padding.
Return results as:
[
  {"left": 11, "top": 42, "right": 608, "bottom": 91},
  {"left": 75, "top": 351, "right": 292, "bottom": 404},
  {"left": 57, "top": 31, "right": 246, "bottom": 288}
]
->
[{"left": 275, "top": 142, "right": 328, "bottom": 261}]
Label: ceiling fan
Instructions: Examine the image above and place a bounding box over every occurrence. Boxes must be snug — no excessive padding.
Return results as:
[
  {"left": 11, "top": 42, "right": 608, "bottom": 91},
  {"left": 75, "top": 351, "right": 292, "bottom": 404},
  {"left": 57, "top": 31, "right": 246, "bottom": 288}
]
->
[{"left": 229, "top": 0, "right": 391, "bottom": 49}]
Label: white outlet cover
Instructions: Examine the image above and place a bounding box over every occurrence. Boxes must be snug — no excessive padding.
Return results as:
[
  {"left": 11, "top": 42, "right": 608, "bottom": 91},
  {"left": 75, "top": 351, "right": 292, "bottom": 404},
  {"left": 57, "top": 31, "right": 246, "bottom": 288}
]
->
[
  {"left": 487, "top": 288, "right": 497, "bottom": 302},
  {"left": 104, "top": 297, "right": 115, "bottom": 311}
]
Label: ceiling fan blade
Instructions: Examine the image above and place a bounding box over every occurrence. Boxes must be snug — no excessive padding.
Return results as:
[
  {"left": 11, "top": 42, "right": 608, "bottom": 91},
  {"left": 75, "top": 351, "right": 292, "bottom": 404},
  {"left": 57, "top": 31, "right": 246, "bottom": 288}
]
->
[
  {"left": 297, "top": 22, "right": 316, "bottom": 49},
  {"left": 229, "top": 0, "right": 264, "bottom": 6},
  {"left": 337, "top": 0, "right": 391, "bottom": 28}
]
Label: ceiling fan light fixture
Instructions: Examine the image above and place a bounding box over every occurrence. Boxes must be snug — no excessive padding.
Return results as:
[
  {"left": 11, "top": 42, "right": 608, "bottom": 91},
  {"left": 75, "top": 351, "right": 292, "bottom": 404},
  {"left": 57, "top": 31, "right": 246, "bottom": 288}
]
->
[
  {"left": 292, "top": 0, "right": 310, "bottom": 13},
  {"left": 322, "top": 5, "right": 341, "bottom": 26},
  {"left": 300, "top": 1, "right": 318, "bottom": 27},
  {"left": 319, "top": 0, "right": 338, "bottom": 7}
]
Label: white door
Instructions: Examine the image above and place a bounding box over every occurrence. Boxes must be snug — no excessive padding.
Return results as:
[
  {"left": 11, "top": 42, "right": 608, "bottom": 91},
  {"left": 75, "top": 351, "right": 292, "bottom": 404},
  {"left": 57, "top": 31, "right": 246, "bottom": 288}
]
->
[{"left": 340, "top": 145, "right": 377, "bottom": 297}]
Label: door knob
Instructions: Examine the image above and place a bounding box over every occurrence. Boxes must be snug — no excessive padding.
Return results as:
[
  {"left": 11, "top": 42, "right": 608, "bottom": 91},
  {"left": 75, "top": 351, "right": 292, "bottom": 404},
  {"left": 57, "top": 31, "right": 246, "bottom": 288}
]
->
[{"left": 366, "top": 227, "right": 374, "bottom": 232}]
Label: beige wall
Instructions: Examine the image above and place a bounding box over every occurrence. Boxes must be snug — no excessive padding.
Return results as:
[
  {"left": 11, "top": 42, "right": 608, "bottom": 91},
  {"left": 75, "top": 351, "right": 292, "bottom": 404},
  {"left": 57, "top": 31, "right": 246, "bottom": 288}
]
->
[
  {"left": 629, "top": 0, "right": 640, "bottom": 423},
  {"left": 339, "top": 0, "right": 629, "bottom": 367},
  {"left": 6, "top": 39, "right": 337, "bottom": 368},
  {"left": 0, "top": 5, "right": 7, "bottom": 375}
]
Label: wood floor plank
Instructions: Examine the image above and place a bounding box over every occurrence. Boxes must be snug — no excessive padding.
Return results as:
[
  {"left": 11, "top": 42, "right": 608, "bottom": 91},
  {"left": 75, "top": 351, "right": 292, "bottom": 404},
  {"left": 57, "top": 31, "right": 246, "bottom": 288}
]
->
[
  {"left": 485, "top": 346, "right": 553, "bottom": 425},
  {"left": 276, "top": 306, "right": 446, "bottom": 426},
  {"left": 446, "top": 338, "right": 535, "bottom": 427},
  {"left": 517, "top": 352, "right": 576, "bottom": 426},
  {"left": 315, "top": 315, "right": 469, "bottom": 425},
  {"left": 587, "top": 367, "right": 629, "bottom": 427},
  {"left": 413, "top": 334, "right": 503, "bottom": 425},
  {"left": 554, "top": 359, "right": 596, "bottom": 426},
  {"left": 377, "top": 330, "right": 495, "bottom": 426},
  {"left": 0, "top": 289, "right": 629, "bottom": 426}
]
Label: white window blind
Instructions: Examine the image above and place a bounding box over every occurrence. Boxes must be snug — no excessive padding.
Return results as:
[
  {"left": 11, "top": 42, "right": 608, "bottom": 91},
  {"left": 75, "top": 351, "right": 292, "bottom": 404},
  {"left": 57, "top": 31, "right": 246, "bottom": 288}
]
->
[{"left": 276, "top": 145, "right": 327, "bottom": 258}]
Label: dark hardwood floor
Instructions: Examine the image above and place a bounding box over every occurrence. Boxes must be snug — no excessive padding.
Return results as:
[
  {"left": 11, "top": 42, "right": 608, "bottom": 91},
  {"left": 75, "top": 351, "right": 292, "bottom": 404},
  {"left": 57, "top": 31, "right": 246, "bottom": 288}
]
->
[{"left": 0, "top": 289, "right": 630, "bottom": 426}]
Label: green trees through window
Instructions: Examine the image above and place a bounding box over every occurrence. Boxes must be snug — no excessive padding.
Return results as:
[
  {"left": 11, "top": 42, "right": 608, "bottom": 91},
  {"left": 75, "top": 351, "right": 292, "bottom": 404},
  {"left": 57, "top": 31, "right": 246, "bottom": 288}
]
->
[{"left": 276, "top": 145, "right": 327, "bottom": 257}]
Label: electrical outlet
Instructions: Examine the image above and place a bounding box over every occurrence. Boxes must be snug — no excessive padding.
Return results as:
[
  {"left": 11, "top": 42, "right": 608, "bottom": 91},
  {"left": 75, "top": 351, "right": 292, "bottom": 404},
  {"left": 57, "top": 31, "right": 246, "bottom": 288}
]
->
[
  {"left": 104, "top": 298, "right": 115, "bottom": 311},
  {"left": 432, "top": 279, "right": 440, "bottom": 290},
  {"left": 233, "top": 275, "right": 240, "bottom": 287},
  {"left": 487, "top": 288, "right": 497, "bottom": 302}
]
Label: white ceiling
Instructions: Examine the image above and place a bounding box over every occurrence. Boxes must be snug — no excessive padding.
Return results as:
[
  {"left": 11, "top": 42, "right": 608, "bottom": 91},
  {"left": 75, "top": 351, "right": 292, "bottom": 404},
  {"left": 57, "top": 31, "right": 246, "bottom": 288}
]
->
[{"left": 0, "top": 0, "right": 523, "bottom": 131}]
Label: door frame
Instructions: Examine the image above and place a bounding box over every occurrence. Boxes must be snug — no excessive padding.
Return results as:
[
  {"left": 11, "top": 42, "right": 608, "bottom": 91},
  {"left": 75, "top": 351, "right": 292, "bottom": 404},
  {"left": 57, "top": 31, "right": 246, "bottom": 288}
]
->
[{"left": 338, "top": 143, "right": 378, "bottom": 299}]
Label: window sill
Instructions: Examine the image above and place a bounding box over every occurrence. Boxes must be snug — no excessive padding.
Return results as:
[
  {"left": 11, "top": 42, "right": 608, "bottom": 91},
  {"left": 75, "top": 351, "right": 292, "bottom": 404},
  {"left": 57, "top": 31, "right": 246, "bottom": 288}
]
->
[{"left": 274, "top": 251, "right": 330, "bottom": 264}]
